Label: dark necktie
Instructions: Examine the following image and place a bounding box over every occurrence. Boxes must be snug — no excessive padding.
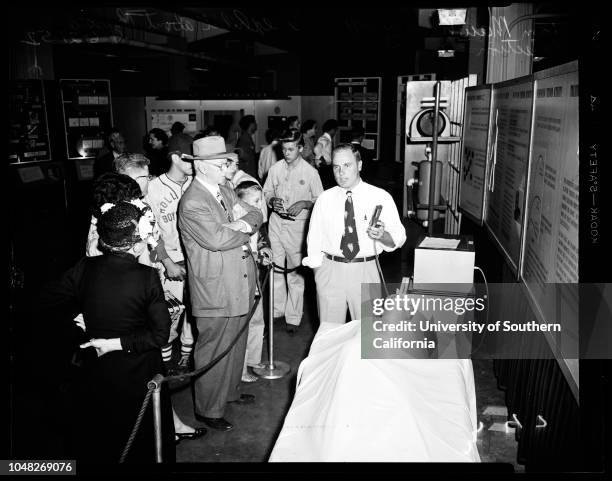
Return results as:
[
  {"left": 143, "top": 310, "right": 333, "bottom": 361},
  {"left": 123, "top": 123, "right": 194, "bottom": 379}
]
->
[
  {"left": 340, "top": 190, "right": 360, "bottom": 260},
  {"left": 217, "top": 191, "right": 232, "bottom": 222}
]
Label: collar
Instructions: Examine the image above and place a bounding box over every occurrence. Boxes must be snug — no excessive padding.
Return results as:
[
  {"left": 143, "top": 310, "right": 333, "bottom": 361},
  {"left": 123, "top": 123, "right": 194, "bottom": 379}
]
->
[
  {"left": 323, "top": 132, "right": 332, "bottom": 142},
  {"left": 282, "top": 157, "right": 304, "bottom": 171},
  {"left": 195, "top": 176, "right": 220, "bottom": 197},
  {"left": 113, "top": 151, "right": 121, "bottom": 159},
  {"left": 105, "top": 251, "right": 138, "bottom": 262},
  {"left": 164, "top": 171, "right": 189, "bottom": 186}
]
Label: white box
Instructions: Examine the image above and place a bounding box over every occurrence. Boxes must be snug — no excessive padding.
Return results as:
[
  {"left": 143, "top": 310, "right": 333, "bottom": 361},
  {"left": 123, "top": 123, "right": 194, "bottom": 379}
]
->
[{"left": 413, "top": 235, "right": 475, "bottom": 285}]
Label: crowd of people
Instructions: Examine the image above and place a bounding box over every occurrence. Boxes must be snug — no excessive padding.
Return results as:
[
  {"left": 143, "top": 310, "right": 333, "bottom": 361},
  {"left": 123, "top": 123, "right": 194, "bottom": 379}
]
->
[{"left": 42, "top": 115, "right": 404, "bottom": 464}]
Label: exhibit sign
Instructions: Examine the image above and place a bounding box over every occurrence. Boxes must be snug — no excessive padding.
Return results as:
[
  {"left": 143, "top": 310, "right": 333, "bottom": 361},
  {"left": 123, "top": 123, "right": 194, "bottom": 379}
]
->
[
  {"left": 459, "top": 85, "right": 493, "bottom": 225},
  {"left": 151, "top": 109, "right": 198, "bottom": 135},
  {"left": 60, "top": 79, "right": 113, "bottom": 159},
  {"left": 521, "top": 62, "right": 579, "bottom": 377},
  {"left": 485, "top": 76, "right": 535, "bottom": 274},
  {"left": 9, "top": 79, "right": 51, "bottom": 163}
]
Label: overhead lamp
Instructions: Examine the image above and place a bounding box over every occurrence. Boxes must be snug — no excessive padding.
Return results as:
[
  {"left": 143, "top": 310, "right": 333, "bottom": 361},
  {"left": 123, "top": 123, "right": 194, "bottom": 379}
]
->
[
  {"left": 120, "top": 68, "right": 140, "bottom": 73},
  {"left": 192, "top": 67, "right": 209, "bottom": 72},
  {"left": 437, "top": 9, "right": 467, "bottom": 26},
  {"left": 438, "top": 49, "right": 455, "bottom": 58}
]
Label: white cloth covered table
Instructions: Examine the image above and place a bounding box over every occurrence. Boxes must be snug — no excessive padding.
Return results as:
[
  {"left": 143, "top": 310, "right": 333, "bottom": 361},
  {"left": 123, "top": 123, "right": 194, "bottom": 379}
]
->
[{"left": 269, "top": 320, "right": 481, "bottom": 462}]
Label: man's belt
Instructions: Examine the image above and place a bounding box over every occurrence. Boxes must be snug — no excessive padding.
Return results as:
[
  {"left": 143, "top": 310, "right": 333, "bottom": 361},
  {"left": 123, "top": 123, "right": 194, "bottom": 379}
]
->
[{"left": 325, "top": 253, "right": 377, "bottom": 263}]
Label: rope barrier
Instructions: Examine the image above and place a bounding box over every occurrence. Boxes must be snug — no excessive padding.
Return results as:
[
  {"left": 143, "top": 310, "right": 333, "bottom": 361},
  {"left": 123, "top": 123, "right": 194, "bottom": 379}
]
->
[
  {"left": 271, "top": 262, "right": 301, "bottom": 274},
  {"left": 119, "top": 387, "right": 153, "bottom": 463}
]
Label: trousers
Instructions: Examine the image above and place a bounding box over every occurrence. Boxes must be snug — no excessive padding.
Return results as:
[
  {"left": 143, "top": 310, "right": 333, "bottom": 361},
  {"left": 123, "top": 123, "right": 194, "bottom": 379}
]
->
[
  {"left": 314, "top": 256, "right": 381, "bottom": 324},
  {"left": 193, "top": 314, "right": 249, "bottom": 418},
  {"left": 269, "top": 214, "right": 308, "bottom": 326},
  {"left": 162, "top": 276, "right": 194, "bottom": 346}
]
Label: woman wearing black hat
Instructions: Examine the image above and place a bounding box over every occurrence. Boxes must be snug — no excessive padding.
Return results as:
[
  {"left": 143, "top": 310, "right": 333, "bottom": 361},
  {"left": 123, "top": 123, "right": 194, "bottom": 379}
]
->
[{"left": 42, "top": 201, "right": 175, "bottom": 464}]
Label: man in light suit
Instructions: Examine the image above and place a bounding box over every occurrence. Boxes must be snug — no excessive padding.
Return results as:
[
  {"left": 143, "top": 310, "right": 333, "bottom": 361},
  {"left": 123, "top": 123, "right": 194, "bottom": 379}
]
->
[{"left": 178, "top": 136, "right": 263, "bottom": 432}]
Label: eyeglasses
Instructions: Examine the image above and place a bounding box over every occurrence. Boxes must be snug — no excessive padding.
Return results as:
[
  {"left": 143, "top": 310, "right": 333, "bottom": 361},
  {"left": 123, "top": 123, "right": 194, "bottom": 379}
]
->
[{"left": 135, "top": 174, "right": 154, "bottom": 181}]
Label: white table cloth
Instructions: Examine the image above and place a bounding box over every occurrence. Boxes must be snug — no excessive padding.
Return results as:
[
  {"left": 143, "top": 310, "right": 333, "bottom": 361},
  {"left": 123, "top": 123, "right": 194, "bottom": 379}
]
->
[{"left": 269, "top": 320, "right": 481, "bottom": 462}]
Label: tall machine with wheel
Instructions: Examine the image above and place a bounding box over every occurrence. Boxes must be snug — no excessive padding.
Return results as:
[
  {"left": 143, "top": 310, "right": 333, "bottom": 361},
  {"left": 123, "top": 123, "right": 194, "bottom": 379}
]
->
[{"left": 403, "top": 80, "right": 460, "bottom": 233}]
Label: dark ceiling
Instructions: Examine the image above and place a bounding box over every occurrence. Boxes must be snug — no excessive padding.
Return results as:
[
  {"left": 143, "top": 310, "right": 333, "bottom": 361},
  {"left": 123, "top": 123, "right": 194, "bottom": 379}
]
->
[{"left": 9, "top": 3, "right": 581, "bottom": 97}]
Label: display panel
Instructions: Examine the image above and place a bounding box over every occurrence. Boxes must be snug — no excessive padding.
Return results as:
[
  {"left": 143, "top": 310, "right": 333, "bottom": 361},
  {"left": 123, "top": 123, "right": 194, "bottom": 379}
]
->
[
  {"left": 521, "top": 62, "right": 579, "bottom": 369},
  {"left": 335, "top": 77, "right": 381, "bottom": 160},
  {"left": 151, "top": 109, "right": 198, "bottom": 135},
  {"left": 459, "top": 85, "right": 493, "bottom": 224},
  {"left": 484, "top": 77, "right": 534, "bottom": 274},
  {"left": 60, "top": 79, "right": 113, "bottom": 159},
  {"left": 9, "top": 79, "right": 51, "bottom": 163}
]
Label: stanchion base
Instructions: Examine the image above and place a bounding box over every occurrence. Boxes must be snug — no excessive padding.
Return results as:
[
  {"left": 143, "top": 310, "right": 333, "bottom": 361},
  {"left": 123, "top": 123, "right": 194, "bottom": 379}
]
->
[{"left": 252, "top": 360, "right": 291, "bottom": 380}]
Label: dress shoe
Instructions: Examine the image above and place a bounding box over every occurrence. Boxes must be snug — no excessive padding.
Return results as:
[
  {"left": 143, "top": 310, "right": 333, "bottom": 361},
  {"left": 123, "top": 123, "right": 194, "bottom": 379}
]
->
[
  {"left": 175, "top": 427, "right": 207, "bottom": 443},
  {"left": 228, "top": 393, "right": 255, "bottom": 404},
  {"left": 194, "top": 415, "right": 234, "bottom": 431}
]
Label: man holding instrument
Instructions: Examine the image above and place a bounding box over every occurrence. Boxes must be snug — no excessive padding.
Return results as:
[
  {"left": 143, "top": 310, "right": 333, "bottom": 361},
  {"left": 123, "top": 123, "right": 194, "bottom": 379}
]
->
[
  {"left": 178, "top": 136, "right": 263, "bottom": 432},
  {"left": 303, "top": 143, "right": 406, "bottom": 325}
]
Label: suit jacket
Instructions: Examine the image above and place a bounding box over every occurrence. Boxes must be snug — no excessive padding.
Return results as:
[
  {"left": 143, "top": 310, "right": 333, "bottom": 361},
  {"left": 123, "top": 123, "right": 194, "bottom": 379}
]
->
[{"left": 178, "top": 179, "right": 263, "bottom": 318}]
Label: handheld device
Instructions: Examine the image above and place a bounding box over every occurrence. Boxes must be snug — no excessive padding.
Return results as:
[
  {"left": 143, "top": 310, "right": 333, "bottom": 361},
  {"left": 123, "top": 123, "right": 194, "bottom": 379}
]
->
[{"left": 370, "top": 205, "right": 383, "bottom": 227}]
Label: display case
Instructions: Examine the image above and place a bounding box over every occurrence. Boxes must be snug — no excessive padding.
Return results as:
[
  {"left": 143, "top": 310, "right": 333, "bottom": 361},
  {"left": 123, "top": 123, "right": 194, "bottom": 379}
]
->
[
  {"left": 334, "top": 77, "right": 382, "bottom": 160},
  {"left": 60, "top": 79, "right": 113, "bottom": 160},
  {"left": 9, "top": 79, "right": 52, "bottom": 164}
]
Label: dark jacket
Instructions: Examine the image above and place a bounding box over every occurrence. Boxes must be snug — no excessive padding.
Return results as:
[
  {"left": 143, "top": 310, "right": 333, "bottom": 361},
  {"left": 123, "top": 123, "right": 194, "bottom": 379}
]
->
[
  {"left": 93, "top": 151, "right": 115, "bottom": 179},
  {"left": 41, "top": 253, "right": 174, "bottom": 463}
]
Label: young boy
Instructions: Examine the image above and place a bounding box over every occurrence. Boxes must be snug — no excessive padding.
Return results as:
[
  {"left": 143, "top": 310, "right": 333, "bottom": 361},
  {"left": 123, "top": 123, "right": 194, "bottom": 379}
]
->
[
  {"left": 263, "top": 129, "right": 323, "bottom": 334},
  {"left": 233, "top": 181, "right": 272, "bottom": 382}
]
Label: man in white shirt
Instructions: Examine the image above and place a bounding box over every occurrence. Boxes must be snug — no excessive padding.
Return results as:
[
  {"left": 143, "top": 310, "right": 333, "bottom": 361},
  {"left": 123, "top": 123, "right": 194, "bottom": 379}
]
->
[
  {"left": 146, "top": 136, "right": 194, "bottom": 370},
  {"left": 303, "top": 143, "right": 406, "bottom": 324},
  {"left": 258, "top": 128, "right": 280, "bottom": 182},
  {"left": 263, "top": 129, "right": 324, "bottom": 333}
]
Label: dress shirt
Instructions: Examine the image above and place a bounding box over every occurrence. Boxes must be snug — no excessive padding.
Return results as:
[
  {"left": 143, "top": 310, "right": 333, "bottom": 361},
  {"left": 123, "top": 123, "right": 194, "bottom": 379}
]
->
[
  {"left": 262, "top": 157, "right": 323, "bottom": 221},
  {"left": 302, "top": 179, "right": 406, "bottom": 268},
  {"left": 195, "top": 176, "right": 252, "bottom": 233},
  {"left": 258, "top": 143, "right": 278, "bottom": 179}
]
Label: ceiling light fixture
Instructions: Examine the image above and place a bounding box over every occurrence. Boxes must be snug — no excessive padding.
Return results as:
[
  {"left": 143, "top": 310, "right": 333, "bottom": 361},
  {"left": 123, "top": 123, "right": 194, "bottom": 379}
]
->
[
  {"left": 120, "top": 68, "right": 140, "bottom": 73},
  {"left": 192, "top": 67, "right": 209, "bottom": 72}
]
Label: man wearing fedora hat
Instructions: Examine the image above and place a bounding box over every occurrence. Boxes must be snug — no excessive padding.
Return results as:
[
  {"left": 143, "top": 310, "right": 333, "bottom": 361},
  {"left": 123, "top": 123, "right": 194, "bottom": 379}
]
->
[{"left": 178, "top": 136, "right": 263, "bottom": 432}]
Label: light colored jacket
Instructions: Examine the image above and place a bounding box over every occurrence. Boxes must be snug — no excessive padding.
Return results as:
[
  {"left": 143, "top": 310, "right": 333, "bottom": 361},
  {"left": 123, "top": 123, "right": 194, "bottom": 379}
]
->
[{"left": 178, "top": 180, "right": 263, "bottom": 318}]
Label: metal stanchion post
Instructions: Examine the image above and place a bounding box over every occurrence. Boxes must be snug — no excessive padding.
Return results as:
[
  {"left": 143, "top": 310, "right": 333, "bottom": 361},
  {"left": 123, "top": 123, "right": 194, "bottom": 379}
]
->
[
  {"left": 253, "top": 265, "right": 290, "bottom": 379},
  {"left": 148, "top": 374, "right": 164, "bottom": 463}
]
